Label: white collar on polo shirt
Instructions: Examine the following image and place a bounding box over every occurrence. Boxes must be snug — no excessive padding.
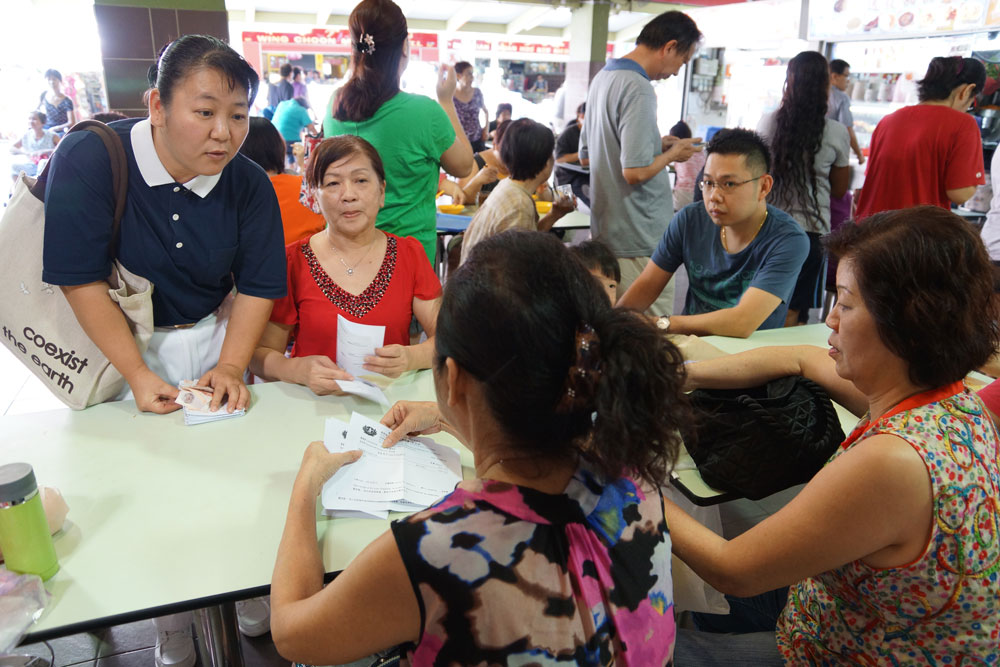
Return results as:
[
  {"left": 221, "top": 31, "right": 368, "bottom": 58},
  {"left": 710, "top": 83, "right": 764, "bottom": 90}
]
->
[{"left": 130, "top": 118, "right": 221, "bottom": 198}]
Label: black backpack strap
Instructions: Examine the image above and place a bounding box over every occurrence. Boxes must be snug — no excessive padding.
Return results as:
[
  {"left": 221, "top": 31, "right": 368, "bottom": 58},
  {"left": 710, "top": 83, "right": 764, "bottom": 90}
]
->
[{"left": 29, "top": 120, "right": 129, "bottom": 255}]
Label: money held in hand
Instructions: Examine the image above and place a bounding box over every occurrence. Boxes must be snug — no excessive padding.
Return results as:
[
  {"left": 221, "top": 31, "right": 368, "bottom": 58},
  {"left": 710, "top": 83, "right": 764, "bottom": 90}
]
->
[{"left": 175, "top": 380, "right": 245, "bottom": 425}]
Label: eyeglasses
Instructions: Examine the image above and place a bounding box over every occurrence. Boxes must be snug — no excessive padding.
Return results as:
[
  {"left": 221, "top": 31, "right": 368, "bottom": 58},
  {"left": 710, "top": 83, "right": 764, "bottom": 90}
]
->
[{"left": 698, "top": 176, "right": 762, "bottom": 194}]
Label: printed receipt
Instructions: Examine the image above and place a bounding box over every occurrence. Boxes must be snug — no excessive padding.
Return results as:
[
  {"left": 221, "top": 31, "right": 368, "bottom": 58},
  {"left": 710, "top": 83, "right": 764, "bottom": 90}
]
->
[
  {"left": 320, "top": 413, "right": 462, "bottom": 519},
  {"left": 336, "top": 314, "right": 385, "bottom": 378}
]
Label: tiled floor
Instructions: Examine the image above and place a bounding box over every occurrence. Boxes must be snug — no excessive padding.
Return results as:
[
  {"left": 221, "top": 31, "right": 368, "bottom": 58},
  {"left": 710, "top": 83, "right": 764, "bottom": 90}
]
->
[{"left": 12, "top": 618, "right": 293, "bottom": 667}]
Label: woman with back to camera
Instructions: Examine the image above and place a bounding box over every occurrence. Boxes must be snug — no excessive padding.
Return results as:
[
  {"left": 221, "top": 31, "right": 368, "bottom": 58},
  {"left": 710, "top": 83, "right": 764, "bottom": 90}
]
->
[
  {"left": 856, "top": 56, "right": 986, "bottom": 219},
  {"left": 270, "top": 230, "right": 689, "bottom": 665},
  {"left": 757, "top": 50, "right": 850, "bottom": 326},
  {"left": 42, "top": 34, "right": 286, "bottom": 667},
  {"left": 251, "top": 136, "right": 442, "bottom": 394},
  {"left": 239, "top": 116, "right": 326, "bottom": 245},
  {"left": 671, "top": 206, "right": 1000, "bottom": 665},
  {"left": 323, "top": 0, "right": 474, "bottom": 265}
]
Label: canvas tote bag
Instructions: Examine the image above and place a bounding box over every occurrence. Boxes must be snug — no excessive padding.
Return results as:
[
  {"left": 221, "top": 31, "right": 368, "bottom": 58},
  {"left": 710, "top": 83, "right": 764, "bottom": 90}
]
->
[{"left": 0, "top": 120, "right": 154, "bottom": 410}]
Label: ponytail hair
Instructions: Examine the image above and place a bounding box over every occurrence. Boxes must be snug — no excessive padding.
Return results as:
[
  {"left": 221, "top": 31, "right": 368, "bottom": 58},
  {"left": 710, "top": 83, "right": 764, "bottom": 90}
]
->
[
  {"left": 917, "top": 56, "right": 985, "bottom": 102},
  {"left": 332, "top": 0, "right": 408, "bottom": 122},
  {"left": 435, "top": 230, "right": 689, "bottom": 487}
]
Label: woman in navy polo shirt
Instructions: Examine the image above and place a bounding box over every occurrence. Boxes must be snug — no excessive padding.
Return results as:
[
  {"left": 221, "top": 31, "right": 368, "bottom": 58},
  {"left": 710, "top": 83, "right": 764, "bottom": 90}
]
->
[
  {"left": 42, "top": 35, "right": 286, "bottom": 417},
  {"left": 43, "top": 33, "right": 285, "bottom": 667}
]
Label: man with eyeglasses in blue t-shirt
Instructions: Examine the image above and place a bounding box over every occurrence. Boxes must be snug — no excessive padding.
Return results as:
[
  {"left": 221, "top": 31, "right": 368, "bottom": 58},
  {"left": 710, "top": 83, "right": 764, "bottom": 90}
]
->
[{"left": 618, "top": 128, "right": 808, "bottom": 338}]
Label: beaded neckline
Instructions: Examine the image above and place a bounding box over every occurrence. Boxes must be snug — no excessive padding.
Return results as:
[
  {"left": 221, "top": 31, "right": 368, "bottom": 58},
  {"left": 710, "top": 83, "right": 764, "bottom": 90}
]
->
[{"left": 300, "top": 235, "right": 397, "bottom": 319}]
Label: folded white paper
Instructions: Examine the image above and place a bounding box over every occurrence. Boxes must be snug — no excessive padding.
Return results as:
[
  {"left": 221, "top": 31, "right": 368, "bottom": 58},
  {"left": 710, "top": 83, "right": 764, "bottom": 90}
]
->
[
  {"left": 336, "top": 315, "right": 385, "bottom": 378},
  {"left": 320, "top": 413, "right": 462, "bottom": 519},
  {"left": 182, "top": 408, "right": 245, "bottom": 425},
  {"left": 333, "top": 378, "right": 390, "bottom": 407}
]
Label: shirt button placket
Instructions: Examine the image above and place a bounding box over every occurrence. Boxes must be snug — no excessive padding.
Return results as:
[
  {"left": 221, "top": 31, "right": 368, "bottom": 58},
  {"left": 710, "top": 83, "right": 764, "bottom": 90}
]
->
[{"left": 172, "top": 203, "right": 182, "bottom": 249}]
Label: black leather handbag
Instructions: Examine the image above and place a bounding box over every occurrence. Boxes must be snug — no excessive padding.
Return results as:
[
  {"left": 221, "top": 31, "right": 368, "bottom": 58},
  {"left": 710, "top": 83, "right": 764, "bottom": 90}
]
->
[{"left": 681, "top": 376, "right": 846, "bottom": 500}]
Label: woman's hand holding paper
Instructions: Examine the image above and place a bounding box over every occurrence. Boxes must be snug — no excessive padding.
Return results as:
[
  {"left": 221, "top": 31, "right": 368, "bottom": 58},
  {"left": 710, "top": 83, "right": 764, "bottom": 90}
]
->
[
  {"left": 292, "top": 356, "right": 354, "bottom": 395},
  {"left": 298, "top": 441, "right": 362, "bottom": 496},
  {"left": 380, "top": 401, "right": 444, "bottom": 448},
  {"left": 364, "top": 345, "right": 411, "bottom": 378}
]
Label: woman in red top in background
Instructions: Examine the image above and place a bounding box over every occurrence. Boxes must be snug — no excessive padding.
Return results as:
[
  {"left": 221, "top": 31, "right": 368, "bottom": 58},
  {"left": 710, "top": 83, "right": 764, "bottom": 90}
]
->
[
  {"left": 250, "top": 136, "right": 441, "bottom": 395},
  {"left": 855, "top": 56, "right": 985, "bottom": 219}
]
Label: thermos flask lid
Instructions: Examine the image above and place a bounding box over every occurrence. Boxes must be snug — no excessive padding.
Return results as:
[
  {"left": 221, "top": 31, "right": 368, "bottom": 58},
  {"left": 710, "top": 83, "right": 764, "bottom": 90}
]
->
[{"left": 0, "top": 463, "right": 38, "bottom": 504}]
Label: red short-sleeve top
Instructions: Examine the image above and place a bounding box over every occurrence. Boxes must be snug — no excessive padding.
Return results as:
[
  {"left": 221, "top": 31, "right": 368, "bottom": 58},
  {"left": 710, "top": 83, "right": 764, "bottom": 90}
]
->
[{"left": 271, "top": 232, "right": 442, "bottom": 359}]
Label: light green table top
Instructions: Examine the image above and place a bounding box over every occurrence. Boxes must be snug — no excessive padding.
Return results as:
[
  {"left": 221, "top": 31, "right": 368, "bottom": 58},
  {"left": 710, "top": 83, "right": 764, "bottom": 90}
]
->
[
  {"left": 4, "top": 371, "right": 471, "bottom": 641},
  {"left": 4, "top": 323, "right": 897, "bottom": 639}
]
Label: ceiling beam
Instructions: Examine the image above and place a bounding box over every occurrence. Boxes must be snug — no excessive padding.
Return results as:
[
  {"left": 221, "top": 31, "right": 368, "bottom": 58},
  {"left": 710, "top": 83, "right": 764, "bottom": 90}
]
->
[
  {"left": 227, "top": 7, "right": 567, "bottom": 38},
  {"left": 446, "top": 4, "right": 479, "bottom": 33},
  {"left": 610, "top": 17, "right": 647, "bottom": 43},
  {"left": 612, "top": 1, "right": 684, "bottom": 13},
  {"left": 316, "top": 9, "right": 331, "bottom": 26},
  {"left": 484, "top": 0, "right": 581, "bottom": 6},
  {"left": 506, "top": 5, "right": 553, "bottom": 34}
]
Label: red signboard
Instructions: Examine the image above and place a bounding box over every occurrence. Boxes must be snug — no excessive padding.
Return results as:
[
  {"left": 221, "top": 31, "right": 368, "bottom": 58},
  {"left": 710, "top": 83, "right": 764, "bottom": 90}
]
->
[
  {"left": 447, "top": 38, "right": 571, "bottom": 55},
  {"left": 243, "top": 29, "right": 437, "bottom": 48}
]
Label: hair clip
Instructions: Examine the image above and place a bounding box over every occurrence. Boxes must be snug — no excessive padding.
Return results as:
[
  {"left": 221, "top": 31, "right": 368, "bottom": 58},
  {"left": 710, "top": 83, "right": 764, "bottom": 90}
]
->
[
  {"left": 359, "top": 33, "right": 376, "bottom": 55},
  {"left": 556, "top": 323, "right": 602, "bottom": 414}
]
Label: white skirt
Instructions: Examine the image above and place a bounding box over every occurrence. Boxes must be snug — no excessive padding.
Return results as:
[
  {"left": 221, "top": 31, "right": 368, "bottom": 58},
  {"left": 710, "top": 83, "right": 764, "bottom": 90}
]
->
[{"left": 115, "top": 294, "right": 232, "bottom": 400}]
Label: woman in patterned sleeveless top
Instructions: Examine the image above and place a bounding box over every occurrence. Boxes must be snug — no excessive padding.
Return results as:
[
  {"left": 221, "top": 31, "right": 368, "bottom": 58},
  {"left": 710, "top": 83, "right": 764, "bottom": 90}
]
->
[
  {"left": 672, "top": 205, "right": 1000, "bottom": 665},
  {"left": 39, "top": 69, "right": 75, "bottom": 135},
  {"left": 270, "top": 230, "right": 692, "bottom": 666}
]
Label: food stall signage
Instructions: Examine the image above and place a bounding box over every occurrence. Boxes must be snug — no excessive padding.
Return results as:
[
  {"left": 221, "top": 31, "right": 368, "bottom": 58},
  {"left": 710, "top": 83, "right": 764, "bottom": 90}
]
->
[
  {"left": 244, "top": 29, "right": 438, "bottom": 48},
  {"left": 807, "top": 0, "right": 1000, "bottom": 40}
]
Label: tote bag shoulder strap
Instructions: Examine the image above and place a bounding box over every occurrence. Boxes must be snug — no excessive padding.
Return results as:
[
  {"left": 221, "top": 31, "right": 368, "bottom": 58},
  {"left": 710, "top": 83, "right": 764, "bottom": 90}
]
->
[{"left": 30, "top": 120, "right": 130, "bottom": 250}]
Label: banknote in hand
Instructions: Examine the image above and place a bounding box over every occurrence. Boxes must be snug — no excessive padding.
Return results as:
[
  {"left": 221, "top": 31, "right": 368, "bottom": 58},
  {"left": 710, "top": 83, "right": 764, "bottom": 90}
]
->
[{"left": 175, "top": 381, "right": 215, "bottom": 412}]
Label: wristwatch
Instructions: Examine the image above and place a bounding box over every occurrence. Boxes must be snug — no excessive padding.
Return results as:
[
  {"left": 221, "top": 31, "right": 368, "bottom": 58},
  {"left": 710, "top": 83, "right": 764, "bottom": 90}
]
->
[{"left": 656, "top": 316, "right": 671, "bottom": 332}]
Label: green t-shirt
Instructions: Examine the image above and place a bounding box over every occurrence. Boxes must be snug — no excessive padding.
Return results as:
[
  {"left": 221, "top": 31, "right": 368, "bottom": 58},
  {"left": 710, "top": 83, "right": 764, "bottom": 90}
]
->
[{"left": 324, "top": 92, "right": 455, "bottom": 264}]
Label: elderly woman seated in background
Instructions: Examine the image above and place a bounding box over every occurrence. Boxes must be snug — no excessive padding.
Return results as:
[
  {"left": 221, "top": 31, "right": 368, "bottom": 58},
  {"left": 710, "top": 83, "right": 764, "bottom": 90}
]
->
[
  {"left": 250, "top": 136, "right": 441, "bottom": 394},
  {"left": 10, "top": 111, "right": 59, "bottom": 179},
  {"left": 670, "top": 205, "right": 1000, "bottom": 665},
  {"left": 269, "top": 230, "right": 690, "bottom": 665}
]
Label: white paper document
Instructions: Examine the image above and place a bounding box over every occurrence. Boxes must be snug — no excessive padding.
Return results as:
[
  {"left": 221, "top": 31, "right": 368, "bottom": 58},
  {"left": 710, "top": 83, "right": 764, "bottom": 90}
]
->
[
  {"left": 320, "top": 413, "right": 462, "bottom": 519},
  {"left": 333, "top": 378, "right": 390, "bottom": 407},
  {"left": 336, "top": 315, "right": 385, "bottom": 378}
]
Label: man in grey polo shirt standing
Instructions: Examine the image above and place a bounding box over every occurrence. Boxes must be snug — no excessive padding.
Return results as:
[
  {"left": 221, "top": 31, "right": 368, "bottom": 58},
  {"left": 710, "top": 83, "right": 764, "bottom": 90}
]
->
[
  {"left": 579, "top": 10, "right": 704, "bottom": 316},
  {"left": 828, "top": 58, "right": 865, "bottom": 164}
]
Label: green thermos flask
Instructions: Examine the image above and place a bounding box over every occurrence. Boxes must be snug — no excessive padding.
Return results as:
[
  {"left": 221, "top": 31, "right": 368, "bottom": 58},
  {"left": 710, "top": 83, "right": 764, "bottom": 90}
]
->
[{"left": 0, "top": 463, "right": 59, "bottom": 581}]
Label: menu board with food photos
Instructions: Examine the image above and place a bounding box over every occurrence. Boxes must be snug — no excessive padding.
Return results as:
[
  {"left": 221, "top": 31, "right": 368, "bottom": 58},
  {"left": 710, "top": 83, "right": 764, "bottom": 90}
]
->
[{"left": 809, "top": 0, "right": 1000, "bottom": 40}]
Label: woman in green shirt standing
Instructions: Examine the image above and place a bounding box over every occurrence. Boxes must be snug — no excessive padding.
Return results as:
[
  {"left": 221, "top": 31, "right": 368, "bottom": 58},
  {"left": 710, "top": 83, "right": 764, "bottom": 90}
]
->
[{"left": 323, "top": 0, "right": 474, "bottom": 264}]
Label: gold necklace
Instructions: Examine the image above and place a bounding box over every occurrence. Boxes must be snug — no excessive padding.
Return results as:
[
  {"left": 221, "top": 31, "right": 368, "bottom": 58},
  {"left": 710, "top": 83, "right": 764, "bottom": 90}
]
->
[
  {"left": 327, "top": 232, "right": 377, "bottom": 276},
  {"left": 721, "top": 210, "right": 768, "bottom": 253}
]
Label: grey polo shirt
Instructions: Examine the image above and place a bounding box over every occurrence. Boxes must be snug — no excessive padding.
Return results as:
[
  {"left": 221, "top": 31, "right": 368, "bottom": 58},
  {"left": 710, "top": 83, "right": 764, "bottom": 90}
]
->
[
  {"left": 827, "top": 87, "right": 854, "bottom": 128},
  {"left": 579, "top": 58, "right": 672, "bottom": 258}
]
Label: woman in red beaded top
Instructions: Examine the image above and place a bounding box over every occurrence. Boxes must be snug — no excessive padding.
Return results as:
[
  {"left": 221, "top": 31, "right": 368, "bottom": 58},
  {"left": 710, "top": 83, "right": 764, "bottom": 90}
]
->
[{"left": 250, "top": 136, "right": 441, "bottom": 395}]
